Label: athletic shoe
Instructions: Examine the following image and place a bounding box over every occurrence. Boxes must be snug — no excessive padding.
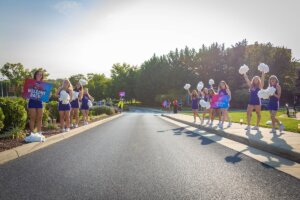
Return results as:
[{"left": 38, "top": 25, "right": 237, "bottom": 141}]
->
[
  {"left": 65, "top": 128, "right": 70, "bottom": 132},
  {"left": 251, "top": 126, "right": 259, "bottom": 131},
  {"left": 279, "top": 124, "right": 284, "bottom": 133},
  {"left": 270, "top": 128, "right": 276, "bottom": 133},
  {"left": 227, "top": 122, "right": 232, "bottom": 128},
  {"left": 206, "top": 120, "right": 210, "bottom": 125},
  {"left": 218, "top": 124, "right": 223, "bottom": 130},
  {"left": 70, "top": 124, "right": 74, "bottom": 128},
  {"left": 244, "top": 126, "right": 250, "bottom": 131},
  {"left": 61, "top": 128, "right": 65, "bottom": 133}
]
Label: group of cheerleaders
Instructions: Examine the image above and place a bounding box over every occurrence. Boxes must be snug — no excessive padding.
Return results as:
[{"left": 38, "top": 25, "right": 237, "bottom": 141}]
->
[
  {"left": 27, "top": 70, "right": 94, "bottom": 136},
  {"left": 188, "top": 71, "right": 284, "bottom": 133}
]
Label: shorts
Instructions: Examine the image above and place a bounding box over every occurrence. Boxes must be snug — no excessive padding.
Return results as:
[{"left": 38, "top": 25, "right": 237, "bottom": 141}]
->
[
  {"left": 28, "top": 99, "right": 43, "bottom": 109},
  {"left": 268, "top": 101, "right": 279, "bottom": 111},
  {"left": 58, "top": 102, "right": 71, "bottom": 111},
  {"left": 71, "top": 100, "right": 79, "bottom": 109},
  {"left": 80, "top": 104, "right": 89, "bottom": 110}
]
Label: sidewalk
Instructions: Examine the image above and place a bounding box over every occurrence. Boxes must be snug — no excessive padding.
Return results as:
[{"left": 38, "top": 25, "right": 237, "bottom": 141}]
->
[{"left": 162, "top": 113, "right": 300, "bottom": 163}]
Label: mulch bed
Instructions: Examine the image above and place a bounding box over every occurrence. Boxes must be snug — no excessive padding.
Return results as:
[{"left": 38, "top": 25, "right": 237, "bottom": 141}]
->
[{"left": 0, "top": 114, "right": 114, "bottom": 152}]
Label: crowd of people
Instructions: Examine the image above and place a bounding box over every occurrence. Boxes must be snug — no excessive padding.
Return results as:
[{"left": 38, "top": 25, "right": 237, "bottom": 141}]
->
[{"left": 27, "top": 70, "right": 94, "bottom": 136}]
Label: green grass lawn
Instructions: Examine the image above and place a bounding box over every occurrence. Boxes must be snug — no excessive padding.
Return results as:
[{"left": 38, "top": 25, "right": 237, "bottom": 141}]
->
[{"left": 182, "top": 109, "right": 300, "bottom": 133}]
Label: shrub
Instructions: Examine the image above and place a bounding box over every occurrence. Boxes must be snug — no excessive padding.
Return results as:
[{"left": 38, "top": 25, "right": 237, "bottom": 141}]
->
[
  {"left": 232, "top": 89, "right": 249, "bottom": 108},
  {"left": 91, "top": 106, "right": 115, "bottom": 116},
  {"left": 0, "top": 97, "right": 27, "bottom": 132},
  {"left": 42, "top": 109, "right": 50, "bottom": 127},
  {"left": 46, "top": 101, "right": 59, "bottom": 121},
  {"left": 0, "top": 107, "right": 5, "bottom": 130}
]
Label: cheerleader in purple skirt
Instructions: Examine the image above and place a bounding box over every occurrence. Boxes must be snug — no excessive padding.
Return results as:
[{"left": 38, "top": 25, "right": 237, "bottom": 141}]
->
[{"left": 187, "top": 89, "right": 202, "bottom": 123}]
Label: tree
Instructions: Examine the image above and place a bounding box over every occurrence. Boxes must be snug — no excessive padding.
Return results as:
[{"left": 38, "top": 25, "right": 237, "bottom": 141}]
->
[
  {"left": 69, "top": 74, "right": 86, "bottom": 87},
  {"left": 86, "top": 73, "right": 110, "bottom": 101}
]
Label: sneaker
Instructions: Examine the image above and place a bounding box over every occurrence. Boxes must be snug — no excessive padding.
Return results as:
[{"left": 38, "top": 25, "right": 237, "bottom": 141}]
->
[
  {"left": 227, "top": 122, "right": 232, "bottom": 128},
  {"left": 279, "top": 124, "right": 284, "bottom": 133},
  {"left": 206, "top": 120, "right": 210, "bottom": 125},
  {"left": 244, "top": 126, "right": 250, "bottom": 131},
  {"left": 218, "top": 123, "right": 223, "bottom": 130},
  {"left": 270, "top": 128, "right": 276, "bottom": 133},
  {"left": 70, "top": 124, "right": 74, "bottom": 128},
  {"left": 251, "top": 126, "right": 259, "bottom": 131},
  {"left": 65, "top": 128, "right": 70, "bottom": 132},
  {"left": 61, "top": 128, "right": 65, "bottom": 133},
  {"left": 200, "top": 119, "right": 204, "bottom": 125}
]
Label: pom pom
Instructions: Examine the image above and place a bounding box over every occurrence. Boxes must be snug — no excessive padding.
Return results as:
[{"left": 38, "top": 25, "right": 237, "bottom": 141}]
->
[
  {"left": 257, "top": 90, "right": 270, "bottom": 99},
  {"left": 258, "top": 63, "right": 269, "bottom": 73},
  {"left": 197, "top": 81, "right": 204, "bottom": 91},
  {"left": 266, "top": 86, "right": 276, "bottom": 96},
  {"left": 79, "top": 79, "right": 88, "bottom": 86},
  {"left": 200, "top": 99, "right": 207, "bottom": 107},
  {"left": 239, "top": 64, "right": 249, "bottom": 75},
  {"left": 184, "top": 84, "right": 191, "bottom": 90},
  {"left": 205, "top": 102, "right": 211, "bottom": 109},
  {"left": 59, "top": 90, "right": 70, "bottom": 104},
  {"left": 209, "top": 79, "right": 214, "bottom": 85},
  {"left": 88, "top": 100, "right": 93, "bottom": 108},
  {"left": 72, "top": 91, "right": 79, "bottom": 100}
]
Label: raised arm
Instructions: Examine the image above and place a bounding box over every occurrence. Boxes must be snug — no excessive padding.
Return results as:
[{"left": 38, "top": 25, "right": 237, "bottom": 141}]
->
[
  {"left": 227, "top": 89, "right": 232, "bottom": 101},
  {"left": 243, "top": 73, "right": 251, "bottom": 88},
  {"left": 187, "top": 89, "right": 192, "bottom": 96},
  {"left": 260, "top": 71, "right": 265, "bottom": 89}
]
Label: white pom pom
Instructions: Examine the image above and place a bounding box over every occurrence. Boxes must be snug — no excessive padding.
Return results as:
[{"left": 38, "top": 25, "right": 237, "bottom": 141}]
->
[
  {"left": 79, "top": 79, "right": 88, "bottom": 86},
  {"left": 24, "top": 133, "right": 45, "bottom": 143},
  {"left": 257, "top": 90, "right": 269, "bottom": 99},
  {"left": 239, "top": 64, "right": 249, "bottom": 75},
  {"left": 72, "top": 91, "right": 79, "bottom": 100},
  {"left": 88, "top": 100, "right": 93, "bottom": 108},
  {"left": 209, "top": 79, "right": 214, "bottom": 85},
  {"left": 258, "top": 63, "right": 269, "bottom": 73},
  {"left": 266, "top": 86, "right": 276, "bottom": 96},
  {"left": 197, "top": 81, "right": 204, "bottom": 91},
  {"left": 184, "top": 84, "right": 191, "bottom": 90},
  {"left": 59, "top": 90, "right": 70, "bottom": 104},
  {"left": 200, "top": 99, "right": 207, "bottom": 107},
  {"left": 205, "top": 102, "right": 211, "bottom": 109}
]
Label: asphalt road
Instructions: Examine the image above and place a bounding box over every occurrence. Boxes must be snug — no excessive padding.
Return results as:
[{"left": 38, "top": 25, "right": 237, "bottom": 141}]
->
[{"left": 1, "top": 110, "right": 300, "bottom": 200}]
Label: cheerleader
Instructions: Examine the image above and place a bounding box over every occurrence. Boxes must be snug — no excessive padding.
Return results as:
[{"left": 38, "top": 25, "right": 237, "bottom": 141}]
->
[
  {"left": 218, "top": 81, "right": 231, "bottom": 129},
  {"left": 187, "top": 89, "right": 202, "bottom": 123},
  {"left": 81, "top": 88, "right": 94, "bottom": 125},
  {"left": 201, "top": 87, "right": 211, "bottom": 125},
  {"left": 27, "top": 70, "right": 44, "bottom": 135},
  {"left": 70, "top": 82, "right": 83, "bottom": 128},
  {"left": 57, "top": 79, "right": 73, "bottom": 132},
  {"left": 208, "top": 88, "right": 220, "bottom": 127},
  {"left": 268, "top": 75, "right": 284, "bottom": 133},
  {"left": 243, "top": 71, "right": 265, "bottom": 131}
]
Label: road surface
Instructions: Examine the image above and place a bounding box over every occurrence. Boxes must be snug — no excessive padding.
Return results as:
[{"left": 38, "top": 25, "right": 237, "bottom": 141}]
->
[{"left": 1, "top": 110, "right": 300, "bottom": 199}]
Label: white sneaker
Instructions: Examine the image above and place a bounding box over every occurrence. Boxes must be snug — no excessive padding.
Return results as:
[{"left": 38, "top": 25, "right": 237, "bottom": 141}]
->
[
  {"left": 251, "top": 126, "right": 259, "bottom": 131},
  {"left": 70, "top": 124, "right": 74, "bottom": 128},
  {"left": 244, "top": 126, "right": 250, "bottom": 131},
  {"left": 65, "top": 128, "right": 70, "bottom": 132},
  {"left": 218, "top": 123, "right": 223, "bottom": 130},
  {"left": 270, "top": 128, "right": 276, "bottom": 133},
  {"left": 61, "top": 128, "right": 65, "bottom": 133},
  {"left": 227, "top": 122, "right": 232, "bottom": 128},
  {"left": 279, "top": 124, "right": 284, "bottom": 133}
]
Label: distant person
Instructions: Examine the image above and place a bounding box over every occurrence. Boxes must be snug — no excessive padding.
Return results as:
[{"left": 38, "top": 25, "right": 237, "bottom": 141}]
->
[
  {"left": 208, "top": 87, "right": 220, "bottom": 127},
  {"left": 187, "top": 89, "right": 202, "bottom": 123},
  {"left": 242, "top": 71, "right": 265, "bottom": 131},
  {"left": 57, "top": 79, "right": 73, "bottom": 132},
  {"left": 27, "top": 70, "right": 44, "bottom": 135},
  {"left": 81, "top": 88, "right": 94, "bottom": 125},
  {"left": 268, "top": 75, "right": 284, "bottom": 133},
  {"left": 70, "top": 82, "right": 83, "bottom": 128},
  {"left": 173, "top": 99, "right": 178, "bottom": 113},
  {"left": 218, "top": 80, "right": 231, "bottom": 129},
  {"left": 201, "top": 87, "right": 211, "bottom": 125},
  {"left": 118, "top": 99, "right": 124, "bottom": 112}
]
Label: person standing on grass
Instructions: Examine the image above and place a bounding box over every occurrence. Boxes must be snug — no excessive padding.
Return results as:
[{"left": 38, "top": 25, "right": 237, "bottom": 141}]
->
[
  {"left": 57, "top": 79, "right": 73, "bottom": 132},
  {"left": 27, "top": 70, "right": 44, "bottom": 136},
  {"left": 70, "top": 82, "right": 83, "bottom": 128},
  {"left": 81, "top": 88, "right": 94, "bottom": 125},
  {"left": 218, "top": 81, "right": 232, "bottom": 129},
  {"left": 242, "top": 71, "right": 265, "bottom": 131},
  {"left": 187, "top": 89, "right": 202, "bottom": 123},
  {"left": 268, "top": 75, "right": 284, "bottom": 133}
]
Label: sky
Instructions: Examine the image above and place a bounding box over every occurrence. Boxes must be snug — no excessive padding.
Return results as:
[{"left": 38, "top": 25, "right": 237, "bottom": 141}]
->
[{"left": 0, "top": 0, "right": 299, "bottom": 79}]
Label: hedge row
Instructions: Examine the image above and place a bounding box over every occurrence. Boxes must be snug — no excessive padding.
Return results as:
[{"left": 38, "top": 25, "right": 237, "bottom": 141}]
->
[{"left": 0, "top": 97, "right": 117, "bottom": 134}]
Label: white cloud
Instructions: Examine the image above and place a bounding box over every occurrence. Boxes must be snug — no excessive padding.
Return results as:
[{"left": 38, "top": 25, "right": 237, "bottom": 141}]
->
[{"left": 53, "top": 1, "right": 81, "bottom": 16}]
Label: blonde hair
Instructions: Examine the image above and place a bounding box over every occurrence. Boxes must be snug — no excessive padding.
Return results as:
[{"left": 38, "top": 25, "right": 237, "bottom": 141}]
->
[
  {"left": 63, "top": 79, "right": 73, "bottom": 91},
  {"left": 251, "top": 76, "right": 261, "bottom": 88},
  {"left": 191, "top": 90, "right": 198, "bottom": 98},
  {"left": 218, "top": 80, "right": 229, "bottom": 90},
  {"left": 269, "top": 75, "right": 279, "bottom": 86}
]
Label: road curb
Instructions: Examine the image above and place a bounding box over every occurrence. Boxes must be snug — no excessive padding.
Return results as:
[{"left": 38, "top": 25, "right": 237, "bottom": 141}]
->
[
  {"left": 162, "top": 114, "right": 300, "bottom": 163},
  {"left": 0, "top": 114, "right": 123, "bottom": 165}
]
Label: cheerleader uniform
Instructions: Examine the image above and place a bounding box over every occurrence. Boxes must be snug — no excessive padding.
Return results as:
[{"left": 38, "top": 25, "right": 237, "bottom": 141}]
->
[
  {"left": 27, "top": 81, "right": 43, "bottom": 109},
  {"left": 191, "top": 97, "right": 199, "bottom": 110},
  {"left": 71, "top": 89, "right": 80, "bottom": 109},
  {"left": 249, "top": 87, "right": 261, "bottom": 105},
  {"left": 218, "top": 89, "right": 230, "bottom": 109},
  {"left": 80, "top": 94, "right": 90, "bottom": 110},
  {"left": 58, "top": 90, "right": 71, "bottom": 111},
  {"left": 268, "top": 86, "right": 279, "bottom": 111}
]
